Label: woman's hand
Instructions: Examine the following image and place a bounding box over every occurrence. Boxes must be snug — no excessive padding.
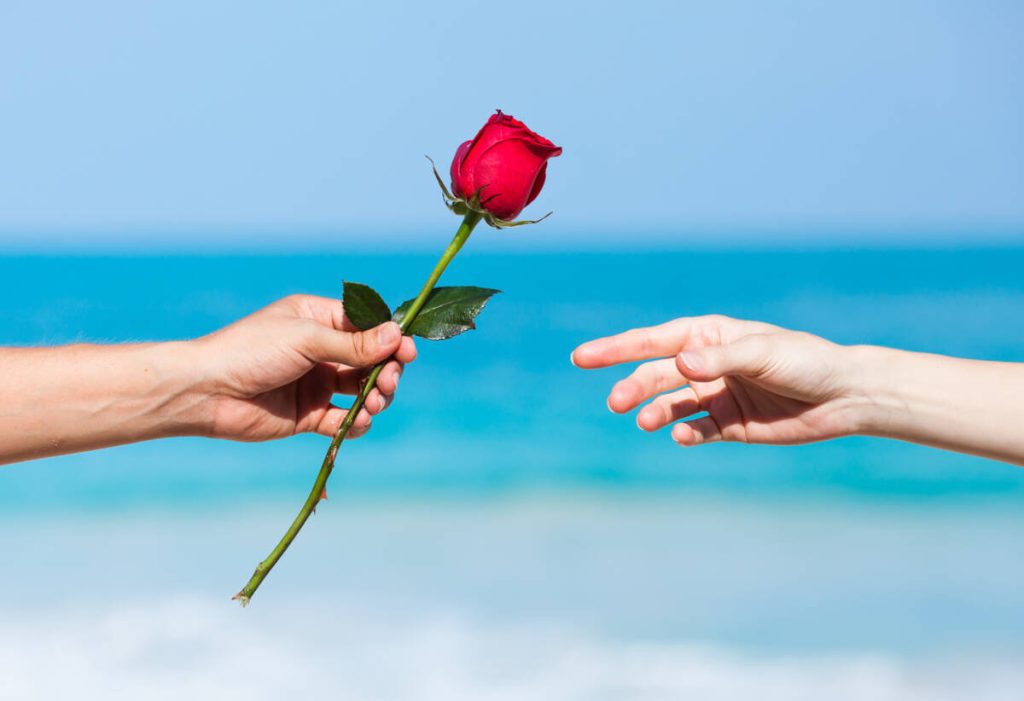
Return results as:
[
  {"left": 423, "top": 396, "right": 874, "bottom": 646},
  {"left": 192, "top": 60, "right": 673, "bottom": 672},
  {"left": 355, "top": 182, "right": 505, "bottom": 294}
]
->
[
  {"left": 573, "top": 314, "right": 1024, "bottom": 466},
  {"left": 571, "top": 315, "right": 869, "bottom": 447},
  {"left": 193, "top": 294, "right": 417, "bottom": 442}
]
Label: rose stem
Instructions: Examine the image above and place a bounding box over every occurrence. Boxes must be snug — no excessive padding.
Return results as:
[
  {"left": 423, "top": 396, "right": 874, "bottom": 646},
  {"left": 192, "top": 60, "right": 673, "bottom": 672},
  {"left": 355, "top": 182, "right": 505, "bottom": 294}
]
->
[{"left": 233, "top": 210, "right": 483, "bottom": 605}]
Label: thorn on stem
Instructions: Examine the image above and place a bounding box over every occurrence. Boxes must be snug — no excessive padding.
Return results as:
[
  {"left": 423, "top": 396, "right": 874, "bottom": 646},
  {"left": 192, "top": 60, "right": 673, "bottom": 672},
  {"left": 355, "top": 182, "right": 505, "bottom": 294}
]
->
[{"left": 320, "top": 487, "right": 328, "bottom": 501}]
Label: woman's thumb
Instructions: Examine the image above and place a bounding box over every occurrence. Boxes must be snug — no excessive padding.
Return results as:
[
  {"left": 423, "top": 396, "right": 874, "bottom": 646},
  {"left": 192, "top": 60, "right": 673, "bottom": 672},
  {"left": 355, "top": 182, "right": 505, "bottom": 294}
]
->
[{"left": 676, "top": 335, "right": 773, "bottom": 381}]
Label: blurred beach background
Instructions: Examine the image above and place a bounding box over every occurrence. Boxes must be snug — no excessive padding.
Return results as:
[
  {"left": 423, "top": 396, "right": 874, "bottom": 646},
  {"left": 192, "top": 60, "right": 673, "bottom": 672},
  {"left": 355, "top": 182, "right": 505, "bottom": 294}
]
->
[{"left": 2, "top": 2, "right": 1023, "bottom": 699}]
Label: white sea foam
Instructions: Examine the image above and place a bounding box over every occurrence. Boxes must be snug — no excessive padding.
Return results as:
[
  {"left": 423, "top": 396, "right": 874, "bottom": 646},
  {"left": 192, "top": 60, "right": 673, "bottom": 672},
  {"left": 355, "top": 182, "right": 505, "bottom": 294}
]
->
[
  {"left": 2, "top": 497, "right": 1023, "bottom": 700},
  {"left": 0, "top": 595, "right": 1021, "bottom": 701}
]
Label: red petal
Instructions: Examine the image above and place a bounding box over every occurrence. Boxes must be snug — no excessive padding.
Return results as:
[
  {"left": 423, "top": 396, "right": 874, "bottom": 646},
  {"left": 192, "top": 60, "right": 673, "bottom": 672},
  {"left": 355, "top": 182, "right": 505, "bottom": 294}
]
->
[
  {"left": 449, "top": 140, "right": 473, "bottom": 198},
  {"left": 457, "top": 112, "right": 561, "bottom": 196},
  {"left": 525, "top": 163, "right": 547, "bottom": 207},
  {"left": 476, "top": 111, "right": 561, "bottom": 157},
  {"left": 452, "top": 111, "right": 562, "bottom": 215},
  {"left": 471, "top": 139, "right": 550, "bottom": 220}
]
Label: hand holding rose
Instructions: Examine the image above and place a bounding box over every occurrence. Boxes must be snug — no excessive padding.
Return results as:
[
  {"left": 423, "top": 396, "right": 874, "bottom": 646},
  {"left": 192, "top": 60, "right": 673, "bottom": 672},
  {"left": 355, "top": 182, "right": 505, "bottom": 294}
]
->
[
  {"left": 235, "top": 110, "right": 562, "bottom": 603},
  {"left": 0, "top": 295, "right": 415, "bottom": 466},
  {"left": 195, "top": 294, "right": 416, "bottom": 442}
]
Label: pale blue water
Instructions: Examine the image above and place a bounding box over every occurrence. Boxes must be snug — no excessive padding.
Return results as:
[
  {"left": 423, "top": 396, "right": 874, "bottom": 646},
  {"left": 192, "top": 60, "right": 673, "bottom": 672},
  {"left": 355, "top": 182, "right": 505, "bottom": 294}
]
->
[
  {"left": 1, "top": 248, "right": 1022, "bottom": 508},
  {"left": 2, "top": 248, "right": 1023, "bottom": 699}
]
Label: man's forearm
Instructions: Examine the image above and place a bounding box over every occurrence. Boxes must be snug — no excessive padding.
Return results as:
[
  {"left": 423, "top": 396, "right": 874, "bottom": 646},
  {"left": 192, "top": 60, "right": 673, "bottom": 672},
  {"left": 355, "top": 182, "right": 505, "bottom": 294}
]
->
[
  {"left": 0, "top": 343, "right": 208, "bottom": 465},
  {"left": 852, "top": 346, "right": 1024, "bottom": 466}
]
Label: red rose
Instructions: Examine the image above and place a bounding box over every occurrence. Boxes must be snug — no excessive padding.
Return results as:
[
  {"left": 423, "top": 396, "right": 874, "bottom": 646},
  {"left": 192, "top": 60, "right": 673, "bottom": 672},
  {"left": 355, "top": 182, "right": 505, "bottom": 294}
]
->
[{"left": 449, "top": 111, "right": 562, "bottom": 221}]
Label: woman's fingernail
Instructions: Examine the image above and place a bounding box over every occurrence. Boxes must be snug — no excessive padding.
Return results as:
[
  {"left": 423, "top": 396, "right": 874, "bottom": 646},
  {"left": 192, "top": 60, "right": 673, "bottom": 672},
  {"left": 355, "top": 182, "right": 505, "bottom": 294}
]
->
[
  {"left": 377, "top": 322, "right": 400, "bottom": 345},
  {"left": 377, "top": 395, "right": 386, "bottom": 411},
  {"left": 636, "top": 409, "right": 651, "bottom": 430},
  {"left": 679, "top": 351, "right": 702, "bottom": 373},
  {"left": 570, "top": 351, "right": 579, "bottom": 367},
  {"left": 392, "top": 371, "right": 401, "bottom": 389}
]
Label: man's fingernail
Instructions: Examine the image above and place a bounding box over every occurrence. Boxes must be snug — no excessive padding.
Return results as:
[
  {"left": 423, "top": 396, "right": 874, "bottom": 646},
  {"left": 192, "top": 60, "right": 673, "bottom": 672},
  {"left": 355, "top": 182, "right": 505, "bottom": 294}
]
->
[
  {"left": 679, "top": 351, "right": 703, "bottom": 373},
  {"left": 377, "top": 322, "right": 400, "bottom": 345}
]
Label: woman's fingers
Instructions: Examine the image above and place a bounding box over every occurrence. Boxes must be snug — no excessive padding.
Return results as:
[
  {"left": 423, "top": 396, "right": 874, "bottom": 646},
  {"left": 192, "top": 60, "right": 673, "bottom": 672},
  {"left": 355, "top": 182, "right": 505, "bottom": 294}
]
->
[
  {"left": 608, "top": 358, "right": 688, "bottom": 413},
  {"left": 572, "top": 318, "right": 696, "bottom": 368},
  {"left": 671, "top": 415, "right": 723, "bottom": 446},
  {"left": 676, "top": 334, "right": 775, "bottom": 382},
  {"left": 636, "top": 387, "right": 702, "bottom": 431},
  {"left": 572, "top": 315, "right": 783, "bottom": 369}
]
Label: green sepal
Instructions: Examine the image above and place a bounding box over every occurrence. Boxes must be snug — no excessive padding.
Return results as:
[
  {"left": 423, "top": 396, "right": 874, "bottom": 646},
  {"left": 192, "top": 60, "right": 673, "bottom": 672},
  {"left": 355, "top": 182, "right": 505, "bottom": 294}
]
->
[
  {"left": 426, "top": 155, "right": 553, "bottom": 227},
  {"left": 426, "top": 156, "right": 457, "bottom": 203},
  {"left": 485, "top": 211, "right": 553, "bottom": 228},
  {"left": 392, "top": 286, "right": 501, "bottom": 340},
  {"left": 342, "top": 281, "right": 392, "bottom": 330}
]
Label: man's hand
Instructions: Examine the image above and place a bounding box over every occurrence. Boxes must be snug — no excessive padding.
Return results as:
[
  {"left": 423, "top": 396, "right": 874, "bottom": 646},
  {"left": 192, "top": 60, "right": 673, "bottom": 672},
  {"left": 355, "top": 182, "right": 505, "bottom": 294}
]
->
[{"left": 193, "top": 294, "right": 417, "bottom": 442}]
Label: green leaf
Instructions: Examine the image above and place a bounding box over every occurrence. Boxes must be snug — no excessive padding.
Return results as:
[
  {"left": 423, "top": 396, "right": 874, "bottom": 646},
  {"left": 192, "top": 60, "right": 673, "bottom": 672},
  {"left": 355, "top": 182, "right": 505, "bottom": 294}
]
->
[
  {"left": 392, "top": 286, "right": 501, "bottom": 340},
  {"left": 342, "top": 281, "right": 392, "bottom": 330}
]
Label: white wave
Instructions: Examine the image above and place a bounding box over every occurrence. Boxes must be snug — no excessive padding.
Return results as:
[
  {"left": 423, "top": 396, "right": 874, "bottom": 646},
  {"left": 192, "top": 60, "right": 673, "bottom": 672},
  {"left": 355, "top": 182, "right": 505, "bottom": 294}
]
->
[{"left": 1, "top": 595, "right": 1021, "bottom": 701}]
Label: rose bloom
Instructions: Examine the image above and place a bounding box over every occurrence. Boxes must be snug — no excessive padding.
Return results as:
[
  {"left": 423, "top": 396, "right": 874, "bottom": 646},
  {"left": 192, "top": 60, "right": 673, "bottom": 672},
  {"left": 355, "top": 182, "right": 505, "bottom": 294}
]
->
[{"left": 450, "top": 111, "right": 562, "bottom": 221}]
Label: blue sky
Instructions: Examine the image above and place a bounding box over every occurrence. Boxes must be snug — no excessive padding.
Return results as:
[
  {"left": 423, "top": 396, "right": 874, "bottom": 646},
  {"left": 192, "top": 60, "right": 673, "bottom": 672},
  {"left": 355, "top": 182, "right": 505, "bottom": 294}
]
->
[{"left": 0, "top": 1, "right": 1021, "bottom": 248}]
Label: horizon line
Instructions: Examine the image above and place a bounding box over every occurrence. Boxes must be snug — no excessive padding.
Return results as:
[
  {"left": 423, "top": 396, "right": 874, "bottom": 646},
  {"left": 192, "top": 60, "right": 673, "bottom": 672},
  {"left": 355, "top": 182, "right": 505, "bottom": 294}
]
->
[{"left": 0, "top": 225, "right": 1019, "bottom": 254}]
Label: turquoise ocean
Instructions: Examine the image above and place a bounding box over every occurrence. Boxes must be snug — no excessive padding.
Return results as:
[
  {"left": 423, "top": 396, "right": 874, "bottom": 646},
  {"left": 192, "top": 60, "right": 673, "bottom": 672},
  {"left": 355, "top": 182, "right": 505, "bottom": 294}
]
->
[{"left": 2, "top": 247, "right": 1023, "bottom": 699}]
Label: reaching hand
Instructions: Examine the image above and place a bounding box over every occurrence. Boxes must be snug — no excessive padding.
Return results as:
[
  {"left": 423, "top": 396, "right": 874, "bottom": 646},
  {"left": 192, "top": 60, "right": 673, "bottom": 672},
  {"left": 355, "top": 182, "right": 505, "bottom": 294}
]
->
[
  {"left": 193, "top": 294, "right": 417, "bottom": 442},
  {"left": 572, "top": 315, "right": 868, "bottom": 447}
]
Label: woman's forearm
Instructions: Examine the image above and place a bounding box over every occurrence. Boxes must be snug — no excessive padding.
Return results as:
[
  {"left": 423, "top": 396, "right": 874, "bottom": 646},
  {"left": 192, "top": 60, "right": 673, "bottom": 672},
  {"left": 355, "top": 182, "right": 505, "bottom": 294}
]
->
[
  {"left": 851, "top": 345, "right": 1024, "bottom": 466},
  {"left": 0, "top": 343, "right": 207, "bottom": 465}
]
